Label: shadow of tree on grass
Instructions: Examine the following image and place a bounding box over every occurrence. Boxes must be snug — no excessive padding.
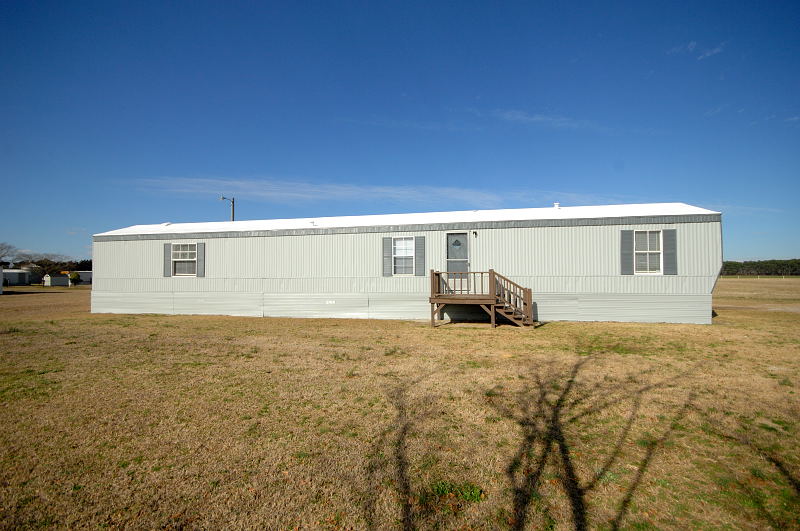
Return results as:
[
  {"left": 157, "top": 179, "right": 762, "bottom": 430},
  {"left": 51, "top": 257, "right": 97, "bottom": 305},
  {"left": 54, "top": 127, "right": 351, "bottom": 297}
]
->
[
  {"left": 362, "top": 376, "right": 486, "bottom": 530},
  {"left": 490, "top": 357, "right": 693, "bottom": 530},
  {"left": 363, "top": 379, "right": 429, "bottom": 531},
  {"left": 361, "top": 358, "right": 696, "bottom": 530},
  {"left": 691, "top": 407, "right": 800, "bottom": 528}
]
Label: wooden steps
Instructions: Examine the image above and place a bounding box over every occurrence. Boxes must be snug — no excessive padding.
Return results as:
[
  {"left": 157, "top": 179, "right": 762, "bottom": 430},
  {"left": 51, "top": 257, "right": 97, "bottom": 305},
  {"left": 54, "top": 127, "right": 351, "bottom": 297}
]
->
[
  {"left": 429, "top": 269, "right": 536, "bottom": 328},
  {"left": 495, "top": 305, "right": 533, "bottom": 327}
]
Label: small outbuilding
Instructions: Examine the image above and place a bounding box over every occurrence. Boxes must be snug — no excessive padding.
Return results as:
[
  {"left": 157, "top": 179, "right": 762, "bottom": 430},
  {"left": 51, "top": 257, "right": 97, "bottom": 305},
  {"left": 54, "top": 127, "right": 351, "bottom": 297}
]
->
[
  {"left": 43, "top": 274, "right": 70, "bottom": 287},
  {"left": 92, "top": 202, "right": 723, "bottom": 324}
]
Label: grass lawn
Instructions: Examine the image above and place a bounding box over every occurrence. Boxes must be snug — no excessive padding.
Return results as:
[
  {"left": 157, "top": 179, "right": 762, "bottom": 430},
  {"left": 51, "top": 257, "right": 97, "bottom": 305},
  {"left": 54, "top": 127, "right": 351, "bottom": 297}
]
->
[{"left": 1, "top": 280, "right": 798, "bottom": 529}]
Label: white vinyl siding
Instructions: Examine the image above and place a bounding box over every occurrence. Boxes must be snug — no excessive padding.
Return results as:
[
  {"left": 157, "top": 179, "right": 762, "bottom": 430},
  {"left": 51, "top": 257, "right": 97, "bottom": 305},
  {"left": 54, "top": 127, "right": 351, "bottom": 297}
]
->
[
  {"left": 172, "top": 243, "right": 197, "bottom": 276},
  {"left": 392, "top": 237, "right": 414, "bottom": 275},
  {"left": 634, "top": 231, "right": 661, "bottom": 274},
  {"left": 92, "top": 218, "right": 721, "bottom": 324}
]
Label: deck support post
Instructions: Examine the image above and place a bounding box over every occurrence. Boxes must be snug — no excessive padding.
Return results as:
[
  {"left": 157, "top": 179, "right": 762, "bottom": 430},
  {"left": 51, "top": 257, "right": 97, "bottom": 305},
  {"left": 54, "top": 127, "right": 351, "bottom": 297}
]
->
[
  {"left": 479, "top": 304, "right": 497, "bottom": 328},
  {"left": 488, "top": 270, "right": 497, "bottom": 328},
  {"left": 431, "top": 303, "right": 447, "bottom": 327},
  {"left": 430, "top": 269, "right": 437, "bottom": 327},
  {"left": 524, "top": 288, "right": 533, "bottom": 324}
]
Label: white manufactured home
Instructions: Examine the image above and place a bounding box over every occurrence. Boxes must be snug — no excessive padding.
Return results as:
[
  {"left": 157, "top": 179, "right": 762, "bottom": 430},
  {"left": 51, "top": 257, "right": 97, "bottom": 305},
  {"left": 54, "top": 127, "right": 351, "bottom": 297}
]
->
[
  {"left": 2, "top": 269, "right": 31, "bottom": 286},
  {"left": 92, "top": 202, "right": 722, "bottom": 325}
]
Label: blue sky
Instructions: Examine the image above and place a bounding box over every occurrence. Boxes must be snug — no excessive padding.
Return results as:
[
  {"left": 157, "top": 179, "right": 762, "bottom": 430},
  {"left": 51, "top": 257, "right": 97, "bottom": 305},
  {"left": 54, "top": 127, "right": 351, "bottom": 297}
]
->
[{"left": 1, "top": 1, "right": 798, "bottom": 260}]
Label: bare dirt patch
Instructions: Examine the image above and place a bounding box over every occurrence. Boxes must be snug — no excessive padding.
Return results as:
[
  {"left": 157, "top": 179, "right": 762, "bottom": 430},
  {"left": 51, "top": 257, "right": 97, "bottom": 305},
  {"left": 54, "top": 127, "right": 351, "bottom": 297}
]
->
[{"left": 1, "top": 281, "right": 798, "bottom": 529}]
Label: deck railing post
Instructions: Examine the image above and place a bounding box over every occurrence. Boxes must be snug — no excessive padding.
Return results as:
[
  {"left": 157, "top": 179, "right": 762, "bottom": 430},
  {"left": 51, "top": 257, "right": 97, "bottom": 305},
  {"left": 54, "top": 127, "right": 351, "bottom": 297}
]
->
[
  {"left": 430, "top": 269, "right": 436, "bottom": 297},
  {"left": 489, "top": 269, "right": 496, "bottom": 300}
]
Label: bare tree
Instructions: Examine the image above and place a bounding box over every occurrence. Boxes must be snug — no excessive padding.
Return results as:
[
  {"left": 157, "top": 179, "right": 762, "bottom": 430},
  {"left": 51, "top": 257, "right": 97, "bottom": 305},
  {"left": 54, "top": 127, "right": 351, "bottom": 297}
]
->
[
  {"left": 0, "top": 242, "right": 17, "bottom": 262},
  {"left": 14, "top": 252, "right": 70, "bottom": 264}
]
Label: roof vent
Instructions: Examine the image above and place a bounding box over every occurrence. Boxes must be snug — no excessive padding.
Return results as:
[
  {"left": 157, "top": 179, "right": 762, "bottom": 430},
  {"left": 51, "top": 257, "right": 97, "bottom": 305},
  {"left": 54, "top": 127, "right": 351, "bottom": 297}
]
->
[
  {"left": 553, "top": 202, "right": 560, "bottom": 209},
  {"left": 161, "top": 222, "right": 171, "bottom": 226}
]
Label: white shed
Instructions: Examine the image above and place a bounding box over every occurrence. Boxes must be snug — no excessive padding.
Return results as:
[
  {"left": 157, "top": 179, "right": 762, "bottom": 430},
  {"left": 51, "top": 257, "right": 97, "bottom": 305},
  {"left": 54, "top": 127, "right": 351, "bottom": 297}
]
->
[{"left": 92, "top": 202, "right": 722, "bottom": 324}]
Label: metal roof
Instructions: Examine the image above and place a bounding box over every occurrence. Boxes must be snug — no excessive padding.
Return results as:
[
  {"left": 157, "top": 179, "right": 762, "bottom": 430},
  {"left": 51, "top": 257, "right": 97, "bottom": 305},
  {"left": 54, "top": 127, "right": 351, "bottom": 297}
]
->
[{"left": 95, "top": 202, "right": 720, "bottom": 237}]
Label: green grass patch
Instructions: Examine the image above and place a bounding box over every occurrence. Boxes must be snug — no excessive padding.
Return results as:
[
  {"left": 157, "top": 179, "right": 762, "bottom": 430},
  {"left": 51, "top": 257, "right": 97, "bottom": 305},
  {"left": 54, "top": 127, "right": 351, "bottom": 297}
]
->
[
  {"left": 416, "top": 480, "right": 485, "bottom": 514},
  {"left": 635, "top": 433, "right": 658, "bottom": 448},
  {"left": 383, "top": 346, "right": 406, "bottom": 356},
  {"left": 0, "top": 367, "right": 61, "bottom": 401}
]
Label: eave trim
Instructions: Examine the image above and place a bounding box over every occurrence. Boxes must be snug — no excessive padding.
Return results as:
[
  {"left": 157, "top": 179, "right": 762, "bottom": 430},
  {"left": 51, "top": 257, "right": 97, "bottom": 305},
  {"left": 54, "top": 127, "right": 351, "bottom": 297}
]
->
[{"left": 94, "top": 213, "right": 722, "bottom": 242}]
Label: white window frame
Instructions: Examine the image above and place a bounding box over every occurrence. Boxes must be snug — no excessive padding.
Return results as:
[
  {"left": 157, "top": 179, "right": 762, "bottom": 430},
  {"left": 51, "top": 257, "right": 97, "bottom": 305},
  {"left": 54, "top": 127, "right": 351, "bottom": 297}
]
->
[
  {"left": 171, "top": 243, "right": 197, "bottom": 277},
  {"left": 392, "top": 237, "right": 415, "bottom": 276},
  {"left": 633, "top": 230, "right": 663, "bottom": 275}
]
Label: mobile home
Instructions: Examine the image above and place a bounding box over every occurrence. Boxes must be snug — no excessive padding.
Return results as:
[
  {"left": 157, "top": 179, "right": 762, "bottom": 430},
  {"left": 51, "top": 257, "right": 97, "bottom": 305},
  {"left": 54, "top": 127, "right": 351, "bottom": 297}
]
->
[
  {"left": 2, "top": 269, "right": 31, "bottom": 286},
  {"left": 91, "top": 203, "right": 722, "bottom": 324}
]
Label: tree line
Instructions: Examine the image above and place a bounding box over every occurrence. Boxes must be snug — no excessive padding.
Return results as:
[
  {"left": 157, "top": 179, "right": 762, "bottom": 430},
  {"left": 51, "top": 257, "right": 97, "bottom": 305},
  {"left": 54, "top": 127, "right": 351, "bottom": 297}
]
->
[
  {"left": 721, "top": 259, "right": 800, "bottom": 276},
  {"left": 0, "top": 242, "right": 91, "bottom": 276}
]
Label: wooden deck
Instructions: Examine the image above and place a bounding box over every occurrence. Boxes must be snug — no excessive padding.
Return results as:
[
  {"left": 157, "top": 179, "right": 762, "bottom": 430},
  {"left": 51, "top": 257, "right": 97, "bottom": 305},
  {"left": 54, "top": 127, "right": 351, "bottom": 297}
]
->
[{"left": 429, "top": 269, "right": 535, "bottom": 327}]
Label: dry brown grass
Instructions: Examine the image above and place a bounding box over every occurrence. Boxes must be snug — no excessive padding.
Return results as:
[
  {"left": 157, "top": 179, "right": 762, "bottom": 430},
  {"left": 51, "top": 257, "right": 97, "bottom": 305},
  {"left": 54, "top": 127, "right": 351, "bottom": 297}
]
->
[{"left": 1, "top": 280, "right": 798, "bottom": 529}]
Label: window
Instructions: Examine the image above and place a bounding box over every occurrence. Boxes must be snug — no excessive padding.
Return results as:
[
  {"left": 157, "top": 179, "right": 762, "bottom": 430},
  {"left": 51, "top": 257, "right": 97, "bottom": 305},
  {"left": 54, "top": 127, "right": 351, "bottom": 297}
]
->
[
  {"left": 382, "top": 236, "right": 424, "bottom": 277},
  {"left": 634, "top": 231, "right": 661, "bottom": 274},
  {"left": 172, "top": 243, "right": 197, "bottom": 276},
  {"left": 392, "top": 237, "right": 414, "bottom": 275}
]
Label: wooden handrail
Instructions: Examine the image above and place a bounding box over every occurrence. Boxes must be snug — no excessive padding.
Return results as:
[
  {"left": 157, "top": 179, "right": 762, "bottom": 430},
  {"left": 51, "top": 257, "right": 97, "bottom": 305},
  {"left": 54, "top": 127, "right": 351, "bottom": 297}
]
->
[
  {"left": 491, "top": 269, "right": 533, "bottom": 323},
  {"left": 492, "top": 270, "right": 526, "bottom": 293},
  {"left": 430, "top": 270, "right": 491, "bottom": 296}
]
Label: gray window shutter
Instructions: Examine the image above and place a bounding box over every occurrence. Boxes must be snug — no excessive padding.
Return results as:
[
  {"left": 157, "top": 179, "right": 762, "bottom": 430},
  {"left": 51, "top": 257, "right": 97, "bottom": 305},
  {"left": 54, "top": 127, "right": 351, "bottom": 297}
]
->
[
  {"left": 414, "top": 236, "right": 425, "bottom": 276},
  {"left": 382, "top": 237, "right": 392, "bottom": 277},
  {"left": 620, "top": 231, "right": 633, "bottom": 275},
  {"left": 163, "top": 243, "right": 172, "bottom": 277},
  {"left": 663, "top": 229, "right": 677, "bottom": 275},
  {"left": 196, "top": 242, "right": 205, "bottom": 277}
]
